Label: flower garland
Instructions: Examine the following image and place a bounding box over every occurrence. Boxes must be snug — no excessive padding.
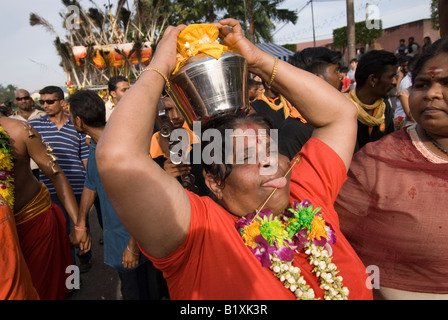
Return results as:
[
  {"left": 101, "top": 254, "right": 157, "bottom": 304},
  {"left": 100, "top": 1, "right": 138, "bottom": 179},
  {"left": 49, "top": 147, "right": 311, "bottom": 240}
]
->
[
  {"left": 0, "top": 127, "right": 14, "bottom": 209},
  {"left": 236, "top": 199, "right": 349, "bottom": 300}
]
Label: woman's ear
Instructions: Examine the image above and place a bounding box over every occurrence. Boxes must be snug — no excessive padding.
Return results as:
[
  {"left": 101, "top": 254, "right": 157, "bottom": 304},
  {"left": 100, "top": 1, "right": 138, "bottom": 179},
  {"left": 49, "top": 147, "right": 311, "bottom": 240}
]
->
[{"left": 204, "top": 173, "right": 223, "bottom": 200}]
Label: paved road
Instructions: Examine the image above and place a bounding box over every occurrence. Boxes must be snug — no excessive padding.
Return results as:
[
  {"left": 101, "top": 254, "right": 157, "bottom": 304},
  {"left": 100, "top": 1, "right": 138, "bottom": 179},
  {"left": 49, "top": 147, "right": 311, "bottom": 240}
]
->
[{"left": 67, "top": 206, "right": 122, "bottom": 300}]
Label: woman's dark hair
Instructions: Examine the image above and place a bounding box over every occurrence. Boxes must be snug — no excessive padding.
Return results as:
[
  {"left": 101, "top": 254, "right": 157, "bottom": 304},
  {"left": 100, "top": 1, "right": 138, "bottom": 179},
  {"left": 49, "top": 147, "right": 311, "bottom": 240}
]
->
[
  {"left": 68, "top": 90, "right": 106, "bottom": 128},
  {"left": 412, "top": 36, "right": 448, "bottom": 85},
  {"left": 200, "top": 110, "right": 273, "bottom": 187},
  {"left": 354, "top": 50, "right": 397, "bottom": 88}
]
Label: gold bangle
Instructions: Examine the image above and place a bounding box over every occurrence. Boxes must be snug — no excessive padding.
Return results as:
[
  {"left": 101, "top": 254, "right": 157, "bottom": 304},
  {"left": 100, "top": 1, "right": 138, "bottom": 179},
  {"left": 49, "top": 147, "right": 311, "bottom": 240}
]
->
[
  {"left": 266, "top": 57, "right": 279, "bottom": 88},
  {"left": 139, "top": 67, "right": 172, "bottom": 92}
]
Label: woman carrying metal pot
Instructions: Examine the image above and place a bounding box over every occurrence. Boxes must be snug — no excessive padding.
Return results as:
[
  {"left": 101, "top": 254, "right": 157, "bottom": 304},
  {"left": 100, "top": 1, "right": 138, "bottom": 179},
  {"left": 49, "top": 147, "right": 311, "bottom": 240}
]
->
[{"left": 96, "top": 19, "right": 372, "bottom": 300}]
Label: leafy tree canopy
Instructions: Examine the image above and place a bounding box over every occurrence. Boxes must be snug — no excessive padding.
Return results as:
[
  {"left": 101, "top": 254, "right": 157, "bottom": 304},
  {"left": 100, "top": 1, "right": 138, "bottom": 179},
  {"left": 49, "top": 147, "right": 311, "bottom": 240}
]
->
[
  {"left": 333, "top": 20, "right": 383, "bottom": 49},
  {"left": 0, "top": 84, "right": 17, "bottom": 104}
]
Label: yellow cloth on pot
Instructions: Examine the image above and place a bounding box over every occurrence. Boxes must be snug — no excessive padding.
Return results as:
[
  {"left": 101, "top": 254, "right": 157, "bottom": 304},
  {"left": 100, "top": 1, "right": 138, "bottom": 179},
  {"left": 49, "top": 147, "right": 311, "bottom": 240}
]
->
[{"left": 173, "top": 24, "right": 228, "bottom": 75}]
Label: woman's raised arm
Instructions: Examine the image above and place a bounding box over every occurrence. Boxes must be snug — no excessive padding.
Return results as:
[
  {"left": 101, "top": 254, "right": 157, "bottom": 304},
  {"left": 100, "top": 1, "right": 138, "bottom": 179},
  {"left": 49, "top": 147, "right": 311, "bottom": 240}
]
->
[
  {"left": 96, "top": 25, "right": 191, "bottom": 259},
  {"left": 216, "top": 18, "right": 358, "bottom": 170}
]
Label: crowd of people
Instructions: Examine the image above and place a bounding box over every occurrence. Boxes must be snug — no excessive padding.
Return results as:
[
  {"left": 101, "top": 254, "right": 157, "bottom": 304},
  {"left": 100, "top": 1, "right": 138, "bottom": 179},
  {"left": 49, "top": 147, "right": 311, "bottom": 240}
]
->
[{"left": 1, "top": 8, "right": 447, "bottom": 301}]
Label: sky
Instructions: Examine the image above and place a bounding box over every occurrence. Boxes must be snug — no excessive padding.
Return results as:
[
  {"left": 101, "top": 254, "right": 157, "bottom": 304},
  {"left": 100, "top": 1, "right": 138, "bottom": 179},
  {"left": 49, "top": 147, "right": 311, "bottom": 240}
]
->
[{"left": 0, "top": 0, "right": 433, "bottom": 93}]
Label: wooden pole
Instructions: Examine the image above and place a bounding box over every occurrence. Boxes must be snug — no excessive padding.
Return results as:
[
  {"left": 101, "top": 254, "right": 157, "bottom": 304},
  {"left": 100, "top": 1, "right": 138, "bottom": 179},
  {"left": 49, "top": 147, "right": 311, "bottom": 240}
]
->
[{"left": 346, "top": 0, "right": 356, "bottom": 62}]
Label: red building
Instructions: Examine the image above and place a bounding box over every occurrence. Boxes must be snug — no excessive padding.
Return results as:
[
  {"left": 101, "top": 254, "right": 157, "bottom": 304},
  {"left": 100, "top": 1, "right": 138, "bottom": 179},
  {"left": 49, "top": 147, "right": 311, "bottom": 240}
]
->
[{"left": 294, "top": 18, "right": 441, "bottom": 64}]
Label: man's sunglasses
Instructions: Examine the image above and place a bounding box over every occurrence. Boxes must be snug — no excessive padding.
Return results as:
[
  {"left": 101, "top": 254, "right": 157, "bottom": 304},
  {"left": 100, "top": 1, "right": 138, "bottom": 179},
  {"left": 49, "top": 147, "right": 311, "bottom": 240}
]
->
[
  {"left": 39, "top": 99, "right": 61, "bottom": 105},
  {"left": 16, "top": 96, "right": 31, "bottom": 101}
]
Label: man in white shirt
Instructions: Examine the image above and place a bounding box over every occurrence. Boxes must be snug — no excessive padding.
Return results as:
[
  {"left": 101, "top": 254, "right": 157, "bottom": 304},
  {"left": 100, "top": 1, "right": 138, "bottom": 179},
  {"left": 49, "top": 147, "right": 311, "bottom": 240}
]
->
[
  {"left": 10, "top": 89, "right": 45, "bottom": 121},
  {"left": 105, "top": 76, "right": 130, "bottom": 121},
  {"left": 10, "top": 89, "right": 46, "bottom": 179}
]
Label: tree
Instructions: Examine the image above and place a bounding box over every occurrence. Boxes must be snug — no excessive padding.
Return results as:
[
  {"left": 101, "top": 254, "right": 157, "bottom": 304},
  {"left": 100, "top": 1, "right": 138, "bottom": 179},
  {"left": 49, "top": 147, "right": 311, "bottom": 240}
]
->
[
  {"left": 430, "top": 0, "right": 439, "bottom": 30},
  {"left": 224, "top": 0, "right": 297, "bottom": 43},
  {"left": 166, "top": 0, "right": 297, "bottom": 43},
  {"left": 346, "top": 0, "right": 356, "bottom": 62},
  {"left": 30, "top": 0, "right": 297, "bottom": 87},
  {"left": 333, "top": 20, "right": 383, "bottom": 52},
  {"left": 166, "top": 0, "right": 220, "bottom": 24},
  {"left": 0, "top": 84, "right": 17, "bottom": 104}
]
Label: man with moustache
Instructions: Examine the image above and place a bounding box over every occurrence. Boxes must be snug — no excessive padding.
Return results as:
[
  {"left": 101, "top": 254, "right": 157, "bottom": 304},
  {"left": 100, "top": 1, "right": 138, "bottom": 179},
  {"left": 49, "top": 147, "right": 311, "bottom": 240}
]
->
[
  {"left": 11, "top": 89, "right": 46, "bottom": 179},
  {"left": 10, "top": 89, "right": 45, "bottom": 121}
]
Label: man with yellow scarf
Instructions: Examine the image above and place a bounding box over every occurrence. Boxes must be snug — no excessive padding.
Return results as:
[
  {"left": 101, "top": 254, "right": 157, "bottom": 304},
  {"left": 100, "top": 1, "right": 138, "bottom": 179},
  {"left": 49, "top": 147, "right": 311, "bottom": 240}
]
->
[{"left": 345, "top": 50, "right": 397, "bottom": 152}]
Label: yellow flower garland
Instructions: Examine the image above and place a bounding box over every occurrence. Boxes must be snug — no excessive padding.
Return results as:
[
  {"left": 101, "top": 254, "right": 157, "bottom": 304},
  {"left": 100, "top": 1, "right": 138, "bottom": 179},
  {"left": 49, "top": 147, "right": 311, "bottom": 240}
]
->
[{"left": 0, "top": 127, "right": 14, "bottom": 209}]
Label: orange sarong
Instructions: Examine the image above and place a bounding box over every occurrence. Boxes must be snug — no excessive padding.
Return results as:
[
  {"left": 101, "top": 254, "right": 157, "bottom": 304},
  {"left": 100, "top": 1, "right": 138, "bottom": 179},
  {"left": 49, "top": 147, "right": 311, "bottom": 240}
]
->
[
  {"left": 0, "top": 198, "right": 39, "bottom": 300},
  {"left": 15, "top": 184, "right": 72, "bottom": 300}
]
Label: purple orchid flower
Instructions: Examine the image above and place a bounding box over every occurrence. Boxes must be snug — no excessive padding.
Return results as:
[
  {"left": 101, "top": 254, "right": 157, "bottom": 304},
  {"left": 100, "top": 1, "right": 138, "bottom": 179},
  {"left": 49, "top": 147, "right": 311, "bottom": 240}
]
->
[
  {"left": 235, "top": 216, "right": 253, "bottom": 232},
  {"left": 274, "top": 240, "right": 295, "bottom": 262},
  {"left": 291, "top": 229, "right": 307, "bottom": 251},
  {"left": 252, "top": 235, "right": 276, "bottom": 268},
  {"left": 301, "top": 199, "right": 313, "bottom": 208},
  {"left": 325, "top": 222, "right": 337, "bottom": 245}
]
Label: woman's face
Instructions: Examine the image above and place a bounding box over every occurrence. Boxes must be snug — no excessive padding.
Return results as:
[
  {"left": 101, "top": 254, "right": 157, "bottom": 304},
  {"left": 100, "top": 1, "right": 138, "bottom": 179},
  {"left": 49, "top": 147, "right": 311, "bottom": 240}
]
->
[
  {"left": 213, "top": 122, "right": 292, "bottom": 217},
  {"left": 410, "top": 53, "right": 448, "bottom": 136}
]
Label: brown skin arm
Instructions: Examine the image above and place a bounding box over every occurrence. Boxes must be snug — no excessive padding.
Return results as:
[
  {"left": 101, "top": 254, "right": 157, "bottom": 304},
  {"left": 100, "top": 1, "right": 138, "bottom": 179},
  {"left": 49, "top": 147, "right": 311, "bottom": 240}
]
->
[
  {"left": 0, "top": 118, "right": 79, "bottom": 227},
  {"left": 96, "top": 25, "right": 191, "bottom": 259},
  {"left": 69, "top": 186, "right": 95, "bottom": 253},
  {"left": 122, "top": 237, "right": 140, "bottom": 269},
  {"left": 96, "top": 19, "right": 357, "bottom": 259},
  {"left": 25, "top": 124, "right": 80, "bottom": 225}
]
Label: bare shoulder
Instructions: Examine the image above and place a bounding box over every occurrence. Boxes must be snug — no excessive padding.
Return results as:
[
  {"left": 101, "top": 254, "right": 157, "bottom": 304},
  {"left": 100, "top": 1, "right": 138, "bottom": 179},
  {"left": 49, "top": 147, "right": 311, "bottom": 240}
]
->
[
  {"left": 0, "top": 118, "right": 36, "bottom": 158},
  {"left": 0, "top": 117, "right": 30, "bottom": 138}
]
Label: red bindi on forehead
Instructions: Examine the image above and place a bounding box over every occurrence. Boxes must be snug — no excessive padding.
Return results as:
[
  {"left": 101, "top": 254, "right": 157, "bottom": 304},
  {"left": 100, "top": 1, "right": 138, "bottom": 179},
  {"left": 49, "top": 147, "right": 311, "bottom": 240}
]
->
[
  {"left": 427, "top": 66, "right": 444, "bottom": 77},
  {"left": 244, "top": 123, "right": 266, "bottom": 144},
  {"left": 246, "top": 123, "right": 258, "bottom": 131}
]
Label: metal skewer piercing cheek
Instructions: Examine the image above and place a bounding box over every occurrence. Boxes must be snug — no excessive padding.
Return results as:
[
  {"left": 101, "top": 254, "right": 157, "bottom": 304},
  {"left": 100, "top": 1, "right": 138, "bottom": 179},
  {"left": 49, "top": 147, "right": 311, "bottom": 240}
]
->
[{"left": 253, "top": 155, "right": 301, "bottom": 220}]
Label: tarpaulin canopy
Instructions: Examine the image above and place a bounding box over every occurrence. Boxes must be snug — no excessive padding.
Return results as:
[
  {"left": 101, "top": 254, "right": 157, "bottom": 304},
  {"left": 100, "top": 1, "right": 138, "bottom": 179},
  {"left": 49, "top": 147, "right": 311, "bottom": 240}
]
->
[{"left": 256, "top": 43, "right": 294, "bottom": 61}]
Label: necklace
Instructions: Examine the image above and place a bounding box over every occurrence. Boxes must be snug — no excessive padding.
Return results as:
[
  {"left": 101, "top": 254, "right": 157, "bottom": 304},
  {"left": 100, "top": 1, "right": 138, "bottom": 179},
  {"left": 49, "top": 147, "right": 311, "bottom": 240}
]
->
[
  {"left": 236, "top": 199, "right": 349, "bottom": 300},
  {"left": 424, "top": 129, "right": 448, "bottom": 156},
  {"left": 0, "top": 127, "right": 15, "bottom": 209}
]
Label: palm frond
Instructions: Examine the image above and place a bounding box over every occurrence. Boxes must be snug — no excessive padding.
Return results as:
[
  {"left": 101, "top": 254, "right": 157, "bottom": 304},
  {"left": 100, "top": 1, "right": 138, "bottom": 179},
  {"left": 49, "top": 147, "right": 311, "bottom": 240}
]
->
[{"left": 29, "top": 12, "right": 68, "bottom": 42}]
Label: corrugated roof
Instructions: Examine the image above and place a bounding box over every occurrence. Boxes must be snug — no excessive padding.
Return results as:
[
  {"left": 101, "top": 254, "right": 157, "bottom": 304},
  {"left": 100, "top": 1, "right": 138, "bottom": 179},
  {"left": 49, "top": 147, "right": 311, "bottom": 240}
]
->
[{"left": 256, "top": 43, "right": 294, "bottom": 61}]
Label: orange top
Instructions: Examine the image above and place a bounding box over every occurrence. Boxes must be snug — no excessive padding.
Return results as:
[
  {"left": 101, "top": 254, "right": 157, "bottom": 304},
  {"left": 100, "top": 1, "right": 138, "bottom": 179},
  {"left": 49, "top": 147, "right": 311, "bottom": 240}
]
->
[
  {"left": 0, "top": 199, "right": 39, "bottom": 300},
  {"left": 142, "top": 138, "right": 372, "bottom": 300}
]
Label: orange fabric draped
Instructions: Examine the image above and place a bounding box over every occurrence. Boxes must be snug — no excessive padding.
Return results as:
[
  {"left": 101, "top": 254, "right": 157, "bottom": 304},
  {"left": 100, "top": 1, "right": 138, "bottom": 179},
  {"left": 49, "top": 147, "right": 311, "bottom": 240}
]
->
[
  {"left": 15, "top": 184, "right": 72, "bottom": 300},
  {"left": 0, "top": 198, "right": 39, "bottom": 300}
]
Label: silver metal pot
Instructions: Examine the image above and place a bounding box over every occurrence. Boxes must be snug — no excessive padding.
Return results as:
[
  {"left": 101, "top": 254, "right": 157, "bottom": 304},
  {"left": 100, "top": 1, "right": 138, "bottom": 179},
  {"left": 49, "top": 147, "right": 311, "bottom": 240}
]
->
[{"left": 168, "top": 52, "right": 249, "bottom": 129}]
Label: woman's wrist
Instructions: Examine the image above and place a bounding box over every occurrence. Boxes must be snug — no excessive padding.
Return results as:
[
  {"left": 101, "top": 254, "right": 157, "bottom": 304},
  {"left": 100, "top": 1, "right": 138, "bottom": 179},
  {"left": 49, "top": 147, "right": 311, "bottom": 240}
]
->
[
  {"left": 248, "top": 51, "right": 278, "bottom": 85},
  {"left": 126, "top": 245, "right": 140, "bottom": 256},
  {"left": 74, "top": 225, "right": 88, "bottom": 232}
]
